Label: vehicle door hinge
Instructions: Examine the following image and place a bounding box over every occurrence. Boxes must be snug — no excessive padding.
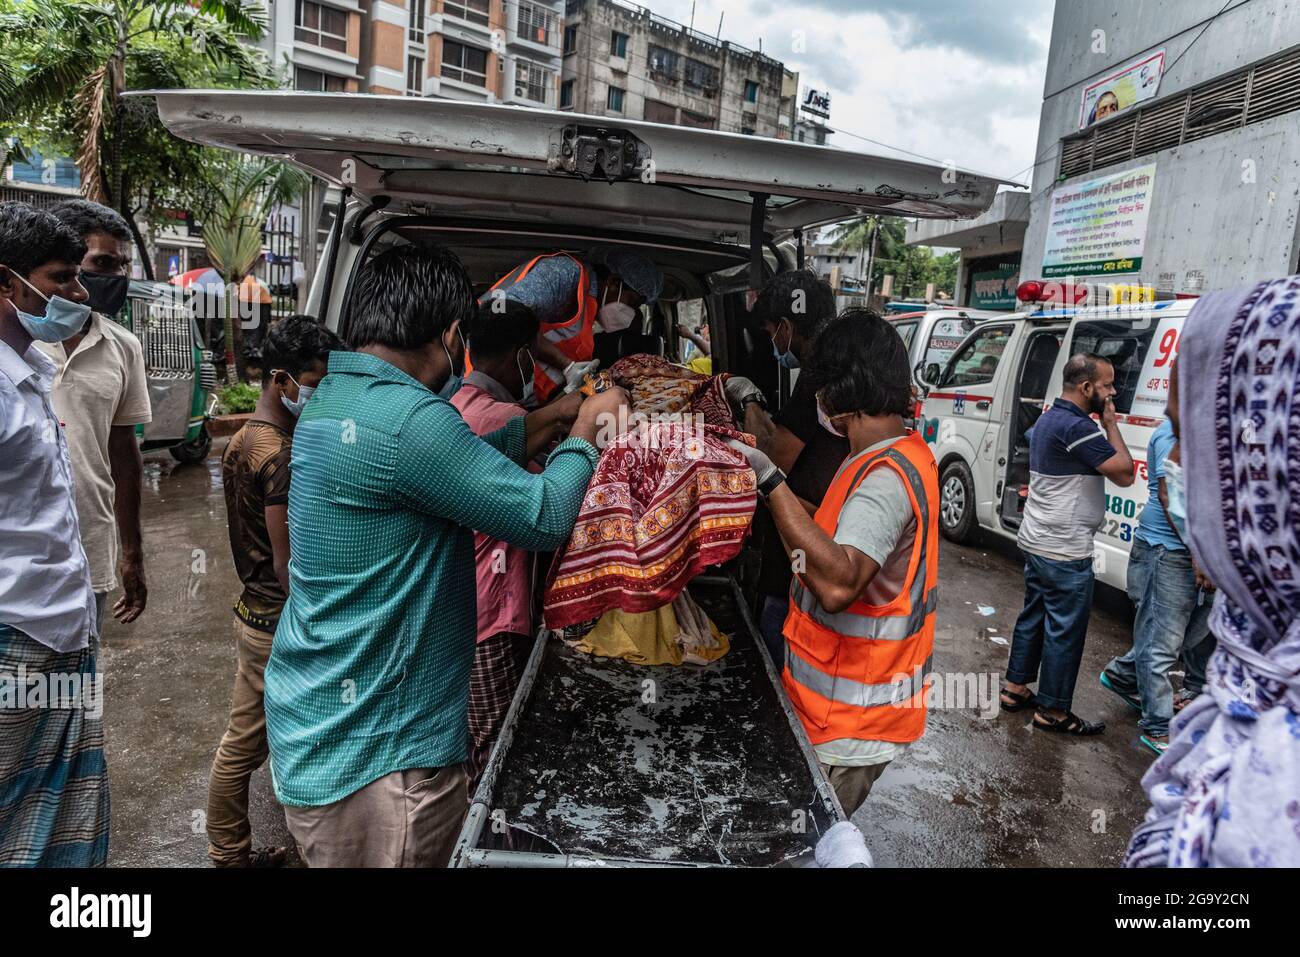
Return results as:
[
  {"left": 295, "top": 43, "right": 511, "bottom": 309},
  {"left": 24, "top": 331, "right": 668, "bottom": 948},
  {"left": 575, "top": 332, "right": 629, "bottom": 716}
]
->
[{"left": 552, "top": 124, "right": 651, "bottom": 184}]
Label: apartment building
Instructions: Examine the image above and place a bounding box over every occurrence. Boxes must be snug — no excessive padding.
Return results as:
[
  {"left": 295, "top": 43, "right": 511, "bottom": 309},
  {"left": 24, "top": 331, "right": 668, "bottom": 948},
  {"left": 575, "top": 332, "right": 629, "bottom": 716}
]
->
[
  {"left": 253, "top": 0, "right": 562, "bottom": 107},
  {"left": 558, "top": 0, "right": 795, "bottom": 136}
]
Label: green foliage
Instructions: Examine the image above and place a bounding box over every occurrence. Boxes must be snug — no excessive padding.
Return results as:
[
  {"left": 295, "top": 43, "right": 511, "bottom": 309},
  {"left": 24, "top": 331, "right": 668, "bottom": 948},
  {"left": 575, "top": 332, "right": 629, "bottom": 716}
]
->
[
  {"left": 829, "top": 215, "right": 961, "bottom": 299},
  {"left": 185, "top": 154, "right": 309, "bottom": 382},
  {"left": 0, "top": 0, "right": 277, "bottom": 270},
  {"left": 216, "top": 381, "right": 259, "bottom": 414}
]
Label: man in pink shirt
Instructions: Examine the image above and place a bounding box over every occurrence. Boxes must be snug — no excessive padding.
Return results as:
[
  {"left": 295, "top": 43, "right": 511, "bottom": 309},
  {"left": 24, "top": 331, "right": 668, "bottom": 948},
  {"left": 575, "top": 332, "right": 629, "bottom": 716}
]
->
[{"left": 453, "top": 299, "right": 582, "bottom": 793}]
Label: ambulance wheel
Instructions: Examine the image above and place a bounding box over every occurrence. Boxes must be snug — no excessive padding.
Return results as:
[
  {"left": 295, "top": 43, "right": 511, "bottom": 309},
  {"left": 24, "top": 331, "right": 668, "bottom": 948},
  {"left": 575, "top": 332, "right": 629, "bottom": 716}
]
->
[
  {"left": 939, "top": 460, "right": 976, "bottom": 543},
  {"left": 169, "top": 426, "right": 212, "bottom": 464}
]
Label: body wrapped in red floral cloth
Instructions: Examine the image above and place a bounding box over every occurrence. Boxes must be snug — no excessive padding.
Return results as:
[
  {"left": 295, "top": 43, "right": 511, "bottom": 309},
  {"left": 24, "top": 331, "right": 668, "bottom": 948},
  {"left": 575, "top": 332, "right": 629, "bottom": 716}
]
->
[{"left": 544, "top": 355, "right": 756, "bottom": 630}]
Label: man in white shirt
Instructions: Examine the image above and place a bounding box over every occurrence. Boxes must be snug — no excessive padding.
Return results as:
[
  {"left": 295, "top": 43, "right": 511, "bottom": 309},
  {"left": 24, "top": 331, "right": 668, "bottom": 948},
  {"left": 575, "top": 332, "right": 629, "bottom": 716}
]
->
[
  {"left": 38, "top": 199, "right": 151, "bottom": 631},
  {"left": 0, "top": 202, "right": 110, "bottom": 866}
]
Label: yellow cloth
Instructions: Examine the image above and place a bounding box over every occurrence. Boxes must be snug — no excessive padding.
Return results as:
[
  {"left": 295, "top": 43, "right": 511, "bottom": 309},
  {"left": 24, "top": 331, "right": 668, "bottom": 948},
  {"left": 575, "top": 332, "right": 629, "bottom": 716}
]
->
[
  {"left": 686, "top": 355, "right": 713, "bottom": 375},
  {"left": 575, "top": 598, "right": 729, "bottom": 666}
]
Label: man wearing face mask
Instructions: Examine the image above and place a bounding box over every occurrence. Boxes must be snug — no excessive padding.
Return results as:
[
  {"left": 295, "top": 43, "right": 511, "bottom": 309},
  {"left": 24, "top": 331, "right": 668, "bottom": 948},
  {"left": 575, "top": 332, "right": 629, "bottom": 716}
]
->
[
  {"left": 35, "top": 199, "right": 152, "bottom": 632},
  {"left": 1098, "top": 356, "right": 1215, "bottom": 755},
  {"left": 479, "top": 245, "right": 662, "bottom": 404},
  {"left": 0, "top": 202, "right": 109, "bottom": 866},
  {"left": 743, "top": 270, "right": 848, "bottom": 668},
  {"left": 207, "top": 314, "right": 343, "bottom": 867},
  {"left": 1000, "top": 353, "right": 1136, "bottom": 737},
  {"left": 725, "top": 308, "right": 939, "bottom": 817},
  {"left": 451, "top": 299, "right": 575, "bottom": 795},
  {"left": 265, "top": 244, "right": 628, "bottom": 867}
]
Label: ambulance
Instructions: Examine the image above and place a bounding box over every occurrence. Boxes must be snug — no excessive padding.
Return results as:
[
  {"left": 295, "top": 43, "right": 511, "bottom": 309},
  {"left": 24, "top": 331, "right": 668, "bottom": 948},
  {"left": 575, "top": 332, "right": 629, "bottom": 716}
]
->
[
  {"left": 889, "top": 307, "right": 1009, "bottom": 388},
  {"left": 916, "top": 279, "right": 1194, "bottom": 591}
]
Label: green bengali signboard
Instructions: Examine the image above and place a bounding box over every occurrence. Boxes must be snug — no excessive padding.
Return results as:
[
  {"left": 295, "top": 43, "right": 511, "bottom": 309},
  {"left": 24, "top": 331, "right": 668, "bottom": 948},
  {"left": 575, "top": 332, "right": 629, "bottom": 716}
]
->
[{"left": 970, "top": 264, "right": 1020, "bottom": 310}]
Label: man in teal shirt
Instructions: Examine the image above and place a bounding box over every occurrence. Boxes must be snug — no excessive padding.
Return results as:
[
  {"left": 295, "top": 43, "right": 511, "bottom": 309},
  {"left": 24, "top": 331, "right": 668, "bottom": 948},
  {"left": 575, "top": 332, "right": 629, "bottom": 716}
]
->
[{"left": 265, "top": 244, "right": 627, "bottom": 867}]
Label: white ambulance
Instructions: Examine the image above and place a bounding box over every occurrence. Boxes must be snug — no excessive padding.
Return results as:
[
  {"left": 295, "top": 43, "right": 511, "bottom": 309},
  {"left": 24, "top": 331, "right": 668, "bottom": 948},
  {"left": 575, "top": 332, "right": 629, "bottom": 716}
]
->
[
  {"left": 888, "top": 307, "right": 1010, "bottom": 391},
  {"left": 916, "top": 279, "right": 1194, "bottom": 590}
]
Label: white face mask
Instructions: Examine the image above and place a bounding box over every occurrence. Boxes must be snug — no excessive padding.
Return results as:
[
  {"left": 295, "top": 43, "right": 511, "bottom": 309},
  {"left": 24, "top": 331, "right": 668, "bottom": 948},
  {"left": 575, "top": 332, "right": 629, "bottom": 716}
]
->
[
  {"left": 516, "top": 347, "right": 536, "bottom": 405},
  {"left": 1164, "top": 459, "right": 1189, "bottom": 541},
  {"left": 598, "top": 281, "right": 637, "bottom": 333},
  {"left": 816, "top": 394, "right": 846, "bottom": 437}
]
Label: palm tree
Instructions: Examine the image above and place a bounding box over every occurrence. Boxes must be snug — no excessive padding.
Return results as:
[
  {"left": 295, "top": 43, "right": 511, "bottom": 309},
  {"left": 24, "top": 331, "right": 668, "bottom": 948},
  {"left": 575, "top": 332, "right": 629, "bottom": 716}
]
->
[
  {"left": 0, "top": 0, "right": 272, "bottom": 275},
  {"left": 187, "top": 154, "right": 309, "bottom": 383},
  {"left": 829, "top": 215, "right": 908, "bottom": 294},
  {"left": 828, "top": 216, "right": 877, "bottom": 292}
]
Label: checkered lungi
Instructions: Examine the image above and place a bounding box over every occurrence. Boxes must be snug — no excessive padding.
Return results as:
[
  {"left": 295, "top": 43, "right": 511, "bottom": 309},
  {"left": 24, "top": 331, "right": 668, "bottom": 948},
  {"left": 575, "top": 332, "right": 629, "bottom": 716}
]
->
[
  {"left": 0, "top": 626, "right": 110, "bottom": 867},
  {"left": 464, "top": 632, "right": 532, "bottom": 798}
]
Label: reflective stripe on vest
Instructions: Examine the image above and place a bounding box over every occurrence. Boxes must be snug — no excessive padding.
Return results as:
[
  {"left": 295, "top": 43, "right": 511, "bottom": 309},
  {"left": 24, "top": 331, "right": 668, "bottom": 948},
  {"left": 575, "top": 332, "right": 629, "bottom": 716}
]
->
[
  {"left": 788, "top": 445, "right": 936, "bottom": 631},
  {"left": 790, "top": 579, "right": 937, "bottom": 640},
  {"left": 786, "top": 649, "right": 934, "bottom": 709}
]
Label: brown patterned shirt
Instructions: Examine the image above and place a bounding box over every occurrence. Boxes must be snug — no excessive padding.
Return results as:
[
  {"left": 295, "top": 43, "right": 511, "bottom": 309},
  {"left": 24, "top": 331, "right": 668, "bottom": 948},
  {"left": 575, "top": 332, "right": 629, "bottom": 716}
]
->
[{"left": 221, "top": 419, "right": 292, "bottom": 632}]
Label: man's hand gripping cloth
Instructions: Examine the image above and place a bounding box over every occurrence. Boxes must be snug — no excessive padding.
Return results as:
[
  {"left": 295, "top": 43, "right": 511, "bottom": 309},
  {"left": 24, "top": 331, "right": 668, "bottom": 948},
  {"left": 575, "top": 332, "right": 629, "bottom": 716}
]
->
[{"left": 542, "top": 419, "right": 756, "bottom": 630}]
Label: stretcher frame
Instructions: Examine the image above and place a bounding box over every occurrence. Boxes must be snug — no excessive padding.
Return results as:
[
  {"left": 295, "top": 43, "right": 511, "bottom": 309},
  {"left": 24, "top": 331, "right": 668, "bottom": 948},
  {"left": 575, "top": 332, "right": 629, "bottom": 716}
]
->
[{"left": 449, "top": 573, "right": 844, "bottom": 868}]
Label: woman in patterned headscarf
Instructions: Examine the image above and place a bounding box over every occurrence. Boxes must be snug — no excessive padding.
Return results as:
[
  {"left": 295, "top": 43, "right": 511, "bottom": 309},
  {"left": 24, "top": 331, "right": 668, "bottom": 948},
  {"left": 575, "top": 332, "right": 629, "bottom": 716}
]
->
[{"left": 1125, "top": 276, "right": 1300, "bottom": 868}]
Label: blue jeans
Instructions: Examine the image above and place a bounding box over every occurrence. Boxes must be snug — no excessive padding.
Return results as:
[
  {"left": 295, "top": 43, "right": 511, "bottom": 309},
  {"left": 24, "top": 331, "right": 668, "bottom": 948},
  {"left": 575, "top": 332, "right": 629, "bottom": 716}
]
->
[
  {"left": 1006, "top": 552, "right": 1095, "bottom": 712},
  {"left": 757, "top": 594, "right": 788, "bottom": 671},
  {"left": 1102, "top": 539, "right": 1212, "bottom": 737}
]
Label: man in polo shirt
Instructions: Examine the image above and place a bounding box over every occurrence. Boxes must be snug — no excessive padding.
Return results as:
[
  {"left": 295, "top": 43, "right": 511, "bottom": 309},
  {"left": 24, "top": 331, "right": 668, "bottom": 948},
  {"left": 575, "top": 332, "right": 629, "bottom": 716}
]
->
[
  {"left": 38, "top": 199, "right": 151, "bottom": 632},
  {"left": 1000, "top": 353, "right": 1136, "bottom": 736},
  {"left": 265, "top": 243, "right": 628, "bottom": 867}
]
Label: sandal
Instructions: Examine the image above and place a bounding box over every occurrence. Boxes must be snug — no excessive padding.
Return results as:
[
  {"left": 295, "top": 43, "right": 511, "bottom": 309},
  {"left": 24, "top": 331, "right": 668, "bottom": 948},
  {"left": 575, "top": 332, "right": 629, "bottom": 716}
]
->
[
  {"left": 1099, "top": 671, "right": 1141, "bottom": 713},
  {"left": 1139, "top": 734, "right": 1169, "bottom": 755},
  {"left": 1032, "top": 709, "right": 1105, "bottom": 736},
  {"left": 1173, "top": 688, "right": 1199, "bottom": 713},
  {"left": 999, "top": 687, "right": 1037, "bottom": 712}
]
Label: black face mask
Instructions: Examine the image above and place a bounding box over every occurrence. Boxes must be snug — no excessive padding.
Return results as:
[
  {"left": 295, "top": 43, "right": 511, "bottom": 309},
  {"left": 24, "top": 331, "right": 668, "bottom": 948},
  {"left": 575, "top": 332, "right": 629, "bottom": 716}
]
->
[{"left": 79, "top": 271, "right": 130, "bottom": 316}]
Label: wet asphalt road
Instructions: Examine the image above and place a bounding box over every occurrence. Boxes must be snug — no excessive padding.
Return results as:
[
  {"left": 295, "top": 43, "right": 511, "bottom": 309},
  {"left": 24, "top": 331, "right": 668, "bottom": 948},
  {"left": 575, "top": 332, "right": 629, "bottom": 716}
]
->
[{"left": 101, "top": 441, "right": 1155, "bottom": 867}]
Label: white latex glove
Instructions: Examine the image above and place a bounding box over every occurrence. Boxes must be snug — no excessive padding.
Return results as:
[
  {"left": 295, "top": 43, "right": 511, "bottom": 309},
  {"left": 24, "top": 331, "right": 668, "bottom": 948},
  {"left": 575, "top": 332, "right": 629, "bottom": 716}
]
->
[
  {"left": 723, "top": 375, "right": 763, "bottom": 409},
  {"left": 563, "top": 359, "right": 601, "bottom": 393},
  {"left": 814, "top": 820, "right": 873, "bottom": 868},
  {"left": 725, "top": 438, "right": 779, "bottom": 486}
]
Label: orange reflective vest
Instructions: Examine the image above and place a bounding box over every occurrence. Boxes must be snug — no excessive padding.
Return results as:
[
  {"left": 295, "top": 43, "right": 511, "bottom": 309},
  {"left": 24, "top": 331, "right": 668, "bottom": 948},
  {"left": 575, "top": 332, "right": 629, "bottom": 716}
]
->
[
  {"left": 781, "top": 431, "right": 940, "bottom": 746},
  {"left": 479, "top": 252, "right": 598, "bottom": 404}
]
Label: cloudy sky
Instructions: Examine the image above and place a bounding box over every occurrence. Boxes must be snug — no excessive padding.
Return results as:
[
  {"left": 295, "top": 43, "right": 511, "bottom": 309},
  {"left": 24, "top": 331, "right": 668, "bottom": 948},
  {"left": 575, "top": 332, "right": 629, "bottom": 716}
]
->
[{"left": 650, "top": 0, "right": 1056, "bottom": 184}]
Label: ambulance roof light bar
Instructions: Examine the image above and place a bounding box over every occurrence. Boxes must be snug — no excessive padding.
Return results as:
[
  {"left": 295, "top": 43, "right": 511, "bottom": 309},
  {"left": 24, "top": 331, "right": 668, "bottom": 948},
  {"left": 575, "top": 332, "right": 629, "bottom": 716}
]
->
[{"left": 1015, "top": 279, "right": 1172, "bottom": 312}]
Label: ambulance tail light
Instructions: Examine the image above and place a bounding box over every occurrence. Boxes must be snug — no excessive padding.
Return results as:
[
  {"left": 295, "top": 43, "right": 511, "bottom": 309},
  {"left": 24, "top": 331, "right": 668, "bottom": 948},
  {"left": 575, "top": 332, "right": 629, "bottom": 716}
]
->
[
  {"left": 1016, "top": 279, "right": 1164, "bottom": 307},
  {"left": 1016, "top": 280, "right": 1088, "bottom": 305}
]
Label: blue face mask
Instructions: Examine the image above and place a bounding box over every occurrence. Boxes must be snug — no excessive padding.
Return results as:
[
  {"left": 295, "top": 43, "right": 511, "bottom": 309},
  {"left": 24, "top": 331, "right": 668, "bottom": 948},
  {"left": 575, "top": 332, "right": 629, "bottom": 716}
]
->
[
  {"left": 772, "top": 321, "right": 800, "bottom": 370},
  {"left": 438, "top": 327, "right": 467, "bottom": 400},
  {"left": 1164, "top": 459, "right": 1188, "bottom": 541},
  {"left": 6, "top": 267, "right": 91, "bottom": 343},
  {"left": 277, "top": 371, "right": 314, "bottom": 418}
]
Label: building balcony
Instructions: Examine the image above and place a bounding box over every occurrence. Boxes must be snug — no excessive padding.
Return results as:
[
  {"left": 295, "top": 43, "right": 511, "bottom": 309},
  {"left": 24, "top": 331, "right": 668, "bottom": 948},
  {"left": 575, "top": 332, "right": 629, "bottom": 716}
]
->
[{"left": 506, "top": 1, "right": 562, "bottom": 60}]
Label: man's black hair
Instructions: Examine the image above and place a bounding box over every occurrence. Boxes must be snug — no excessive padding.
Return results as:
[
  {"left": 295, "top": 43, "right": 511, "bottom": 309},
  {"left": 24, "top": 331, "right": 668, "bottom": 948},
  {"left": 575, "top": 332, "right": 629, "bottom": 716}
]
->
[
  {"left": 809, "top": 306, "right": 913, "bottom": 418},
  {"left": 261, "top": 314, "right": 346, "bottom": 384},
  {"left": 47, "top": 198, "right": 132, "bottom": 244},
  {"left": 346, "top": 243, "right": 474, "bottom": 350},
  {"left": 0, "top": 202, "right": 87, "bottom": 277},
  {"left": 465, "top": 297, "right": 539, "bottom": 359},
  {"left": 755, "top": 269, "right": 836, "bottom": 339},
  {"left": 1062, "top": 352, "right": 1111, "bottom": 389}
]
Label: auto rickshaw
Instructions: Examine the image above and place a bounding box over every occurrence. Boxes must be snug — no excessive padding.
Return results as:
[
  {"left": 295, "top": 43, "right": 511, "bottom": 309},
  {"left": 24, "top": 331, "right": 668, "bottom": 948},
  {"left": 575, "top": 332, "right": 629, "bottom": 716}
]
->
[{"left": 116, "top": 278, "right": 217, "bottom": 463}]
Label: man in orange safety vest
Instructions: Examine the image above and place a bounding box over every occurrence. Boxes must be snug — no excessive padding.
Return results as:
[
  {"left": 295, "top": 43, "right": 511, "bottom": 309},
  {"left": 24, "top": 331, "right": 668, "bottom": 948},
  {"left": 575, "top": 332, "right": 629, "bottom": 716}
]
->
[{"left": 728, "top": 306, "right": 939, "bottom": 819}]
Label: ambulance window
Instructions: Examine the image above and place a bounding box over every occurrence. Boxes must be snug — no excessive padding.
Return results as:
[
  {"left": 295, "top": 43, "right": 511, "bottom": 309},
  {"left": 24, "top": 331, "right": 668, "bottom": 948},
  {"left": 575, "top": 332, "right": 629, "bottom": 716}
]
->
[
  {"left": 1068, "top": 320, "right": 1159, "bottom": 414},
  {"left": 922, "top": 318, "right": 969, "bottom": 373},
  {"left": 940, "top": 326, "right": 1011, "bottom": 388},
  {"left": 893, "top": 321, "right": 918, "bottom": 350}
]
